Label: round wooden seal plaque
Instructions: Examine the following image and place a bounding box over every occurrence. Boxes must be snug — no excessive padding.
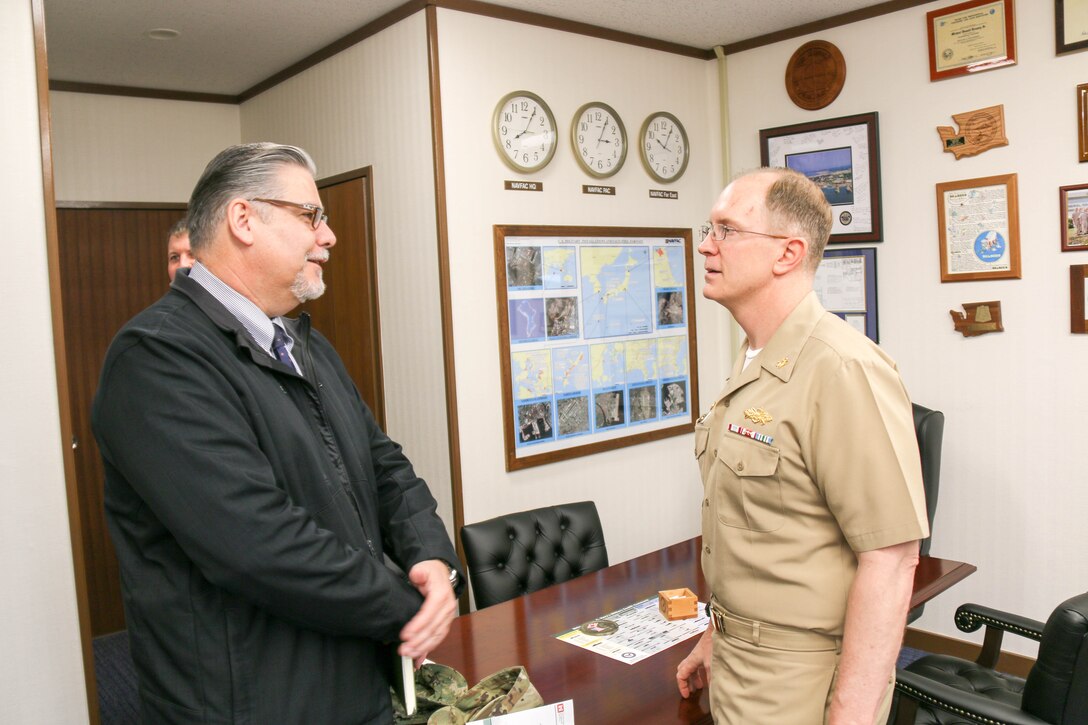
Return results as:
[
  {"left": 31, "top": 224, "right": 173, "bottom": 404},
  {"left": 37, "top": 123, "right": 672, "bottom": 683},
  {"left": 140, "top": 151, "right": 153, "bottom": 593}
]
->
[{"left": 785, "top": 40, "right": 846, "bottom": 110}]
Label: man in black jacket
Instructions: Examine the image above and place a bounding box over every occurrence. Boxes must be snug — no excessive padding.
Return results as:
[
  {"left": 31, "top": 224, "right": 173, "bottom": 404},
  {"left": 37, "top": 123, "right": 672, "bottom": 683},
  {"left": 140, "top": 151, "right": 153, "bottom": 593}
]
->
[{"left": 93, "top": 142, "right": 463, "bottom": 724}]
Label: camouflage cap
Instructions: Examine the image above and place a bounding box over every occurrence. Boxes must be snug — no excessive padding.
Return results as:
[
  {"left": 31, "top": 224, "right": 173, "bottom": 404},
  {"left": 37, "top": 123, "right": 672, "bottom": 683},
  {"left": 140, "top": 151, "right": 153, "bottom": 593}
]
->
[{"left": 392, "top": 663, "right": 542, "bottom": 724}]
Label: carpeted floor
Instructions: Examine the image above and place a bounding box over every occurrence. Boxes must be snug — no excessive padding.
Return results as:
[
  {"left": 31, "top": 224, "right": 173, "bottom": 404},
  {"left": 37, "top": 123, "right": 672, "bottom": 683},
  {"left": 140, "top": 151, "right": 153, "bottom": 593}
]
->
[{"left": 94, "top": 630, "right": 935, "bottom": 724}]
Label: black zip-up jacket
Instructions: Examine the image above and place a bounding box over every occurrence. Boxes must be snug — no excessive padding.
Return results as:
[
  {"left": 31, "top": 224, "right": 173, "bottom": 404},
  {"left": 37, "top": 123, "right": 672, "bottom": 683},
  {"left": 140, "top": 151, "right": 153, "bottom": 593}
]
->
[{"left": 92, "top": 270, "right": 461, "bottom": 724}]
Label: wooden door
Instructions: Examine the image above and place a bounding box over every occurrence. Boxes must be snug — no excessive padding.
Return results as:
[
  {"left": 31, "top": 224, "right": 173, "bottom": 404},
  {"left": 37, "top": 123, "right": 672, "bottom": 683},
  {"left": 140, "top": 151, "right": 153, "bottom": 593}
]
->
[
  {"left": 306, "top": 170, "right": 385, "bottom": 426},
  {"left": 58, "top": 205, "right": 185, "bottom": 636}
]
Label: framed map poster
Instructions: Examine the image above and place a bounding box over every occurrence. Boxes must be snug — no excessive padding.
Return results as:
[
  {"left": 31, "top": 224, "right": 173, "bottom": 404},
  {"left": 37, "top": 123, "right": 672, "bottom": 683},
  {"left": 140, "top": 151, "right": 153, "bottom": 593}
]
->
[{"left": 494, "top": 225, "right": 699, "bottom": 471}]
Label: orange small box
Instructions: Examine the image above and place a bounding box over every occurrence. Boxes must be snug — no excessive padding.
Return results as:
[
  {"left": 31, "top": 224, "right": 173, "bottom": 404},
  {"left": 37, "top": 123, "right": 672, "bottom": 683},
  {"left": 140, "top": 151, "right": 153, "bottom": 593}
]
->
[{"left": 657, "top": 588, "right": 698, "bottom": 621}]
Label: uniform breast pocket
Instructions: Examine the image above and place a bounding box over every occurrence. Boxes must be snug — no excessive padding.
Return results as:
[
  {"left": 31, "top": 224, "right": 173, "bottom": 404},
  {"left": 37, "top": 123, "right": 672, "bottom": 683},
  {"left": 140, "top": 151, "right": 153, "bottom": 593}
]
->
[{"left": 715, "top": 438, "right": 783, "bottom": 532}]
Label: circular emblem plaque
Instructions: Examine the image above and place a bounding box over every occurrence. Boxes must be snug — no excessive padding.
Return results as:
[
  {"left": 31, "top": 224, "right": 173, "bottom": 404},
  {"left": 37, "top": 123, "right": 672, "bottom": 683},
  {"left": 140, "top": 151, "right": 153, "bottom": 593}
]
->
[{"left": 785, "top": 40, "right": 846, "bottom": 111}]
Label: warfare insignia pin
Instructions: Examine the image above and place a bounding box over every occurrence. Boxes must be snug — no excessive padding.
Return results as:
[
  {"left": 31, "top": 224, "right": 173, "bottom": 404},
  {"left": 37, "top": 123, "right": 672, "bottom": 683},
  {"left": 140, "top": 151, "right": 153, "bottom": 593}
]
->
[
  {"left": 776, "top": 357, "right": 789, "bottom": 368},
  {"left": 744, "top": 407, "right": 773, "bottom": 425}
]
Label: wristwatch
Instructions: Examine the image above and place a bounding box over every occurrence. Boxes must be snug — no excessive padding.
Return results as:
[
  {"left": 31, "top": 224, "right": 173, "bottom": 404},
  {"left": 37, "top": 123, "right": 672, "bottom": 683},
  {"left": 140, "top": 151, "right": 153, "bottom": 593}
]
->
[{"left": 443, "top": 561, "right": 460, "bottom": 589}]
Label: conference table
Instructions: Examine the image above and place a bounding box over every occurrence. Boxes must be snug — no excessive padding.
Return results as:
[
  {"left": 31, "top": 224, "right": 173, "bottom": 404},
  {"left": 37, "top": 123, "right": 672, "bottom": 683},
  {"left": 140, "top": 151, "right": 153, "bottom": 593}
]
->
[{"left": 430, "top": 537, "right": 976, "bottom": 724}]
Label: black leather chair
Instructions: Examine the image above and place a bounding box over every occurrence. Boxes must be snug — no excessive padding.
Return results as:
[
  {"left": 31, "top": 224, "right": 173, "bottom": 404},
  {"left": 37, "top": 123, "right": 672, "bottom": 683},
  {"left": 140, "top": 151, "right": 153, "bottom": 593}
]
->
[
  {"left": 459, "top": 501, "right": 608, "bottom": 610},
  {"left": 909, "top": 403, "right": 945, "bottom": 624},
  {"left": 892, "top": 592, "right": 1088, "bottom": 724}
]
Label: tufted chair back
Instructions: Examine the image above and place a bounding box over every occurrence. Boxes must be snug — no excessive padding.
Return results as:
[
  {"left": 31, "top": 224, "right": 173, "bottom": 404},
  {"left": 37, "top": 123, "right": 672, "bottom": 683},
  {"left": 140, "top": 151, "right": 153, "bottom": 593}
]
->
[
  {"left": 1021, "top": 592, "right": 1088, "bottom": 723},
  {"left": 907, "top": 403, "right": 944, "bottom": 625},
  {"left": 460, "top": 501, "right": 608, "bottom": 610},
  {"left": 912, "top": 403, "right": 944, "bottom": 558}
]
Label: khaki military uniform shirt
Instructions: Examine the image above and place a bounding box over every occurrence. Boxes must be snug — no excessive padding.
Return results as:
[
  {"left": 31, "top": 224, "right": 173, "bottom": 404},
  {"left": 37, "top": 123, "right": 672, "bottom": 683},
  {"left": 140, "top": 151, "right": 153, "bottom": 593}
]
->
[{"left": 697, "top": 292, "right": 928, "bottom": 636}]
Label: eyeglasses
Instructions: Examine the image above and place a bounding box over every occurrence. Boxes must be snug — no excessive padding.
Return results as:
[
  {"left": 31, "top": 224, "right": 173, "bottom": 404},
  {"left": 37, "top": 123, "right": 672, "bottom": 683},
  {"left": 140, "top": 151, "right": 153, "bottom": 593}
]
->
[
  {"left": 700, "top": 222, "right": 789, "bottom": 242},
  {"left": 251, "top": 198, "right": 328, "bottom": 230}
]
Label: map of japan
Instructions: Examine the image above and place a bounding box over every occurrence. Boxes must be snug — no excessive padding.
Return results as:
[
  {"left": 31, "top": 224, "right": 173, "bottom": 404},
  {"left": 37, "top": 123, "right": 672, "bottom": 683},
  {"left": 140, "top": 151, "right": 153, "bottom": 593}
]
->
[{"left": 581, "top": 246, "right": 652, "bottom": 339}]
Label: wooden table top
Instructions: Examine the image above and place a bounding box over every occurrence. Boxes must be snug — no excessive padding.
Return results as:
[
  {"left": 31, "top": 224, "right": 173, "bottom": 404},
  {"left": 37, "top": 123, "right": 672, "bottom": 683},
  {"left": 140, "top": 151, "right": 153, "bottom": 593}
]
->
[{"left": 429, "top": 537, "right": 975, "bottom": 724}]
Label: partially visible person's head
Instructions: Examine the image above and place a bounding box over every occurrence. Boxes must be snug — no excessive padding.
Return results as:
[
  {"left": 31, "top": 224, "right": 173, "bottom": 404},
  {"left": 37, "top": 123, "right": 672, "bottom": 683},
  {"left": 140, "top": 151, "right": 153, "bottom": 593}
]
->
[
  {"left": 187, "top": 143, "right": 335, "bottom": 316},
  {"left": 166, "top": 217, "right": 194, "bottom": 282}
]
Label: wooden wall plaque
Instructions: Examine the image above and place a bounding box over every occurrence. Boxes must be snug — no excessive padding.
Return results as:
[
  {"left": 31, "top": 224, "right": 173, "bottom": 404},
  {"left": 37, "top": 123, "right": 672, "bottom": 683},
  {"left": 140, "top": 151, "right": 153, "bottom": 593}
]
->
[{"left": 785, "top": 40, "right": 846, "bottom": 111}]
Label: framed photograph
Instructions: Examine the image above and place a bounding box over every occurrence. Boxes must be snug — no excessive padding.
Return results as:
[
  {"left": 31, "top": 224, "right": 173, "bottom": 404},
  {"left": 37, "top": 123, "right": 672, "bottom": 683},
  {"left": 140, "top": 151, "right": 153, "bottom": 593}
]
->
[
  {"left": 927, "top": 0, "right": 1016, "bottom": 81},
  {"left": 494, "top": 224, "right": 698, "bottom": 471},
  {"left": 760, "top": 112, "right": 882, "bottom": 243},
  {"left": 1056, "top": 0, "right": 1088, "bottom": 54},
  {"left": 1061, "top": 183, "right": 1088, "bottom": 251},
  {"left": 1071, "top": 265, "right": 1088, "bottom": 333},
  {"left": 1079, "top": 83, "right": 1088, "bottom": 162},
  {"left": 936, "top": 173, "right": 1022, "bottom": 282},
  {"left": 814, "top": 248, "right": 879, "bottom": 343}
]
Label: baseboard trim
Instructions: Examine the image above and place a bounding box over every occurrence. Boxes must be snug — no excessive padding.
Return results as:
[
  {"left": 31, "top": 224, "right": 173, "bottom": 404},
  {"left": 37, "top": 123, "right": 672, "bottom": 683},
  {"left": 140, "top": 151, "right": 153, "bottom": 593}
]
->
[{"left": 904, "top": 627, "right": 1035, "bottom": 678}]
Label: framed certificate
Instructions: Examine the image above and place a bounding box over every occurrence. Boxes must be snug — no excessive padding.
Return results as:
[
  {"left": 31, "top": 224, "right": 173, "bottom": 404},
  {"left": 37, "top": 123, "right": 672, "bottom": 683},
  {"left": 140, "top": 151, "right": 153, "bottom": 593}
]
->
[
  {"left": 760, "top": 112, "right": 882, "bottom": 243},
  {"left": 927, "top": 0, "right": 1017, "bottom": 81},
  {"left": 1079, "top": 83, "right": 1088, "bottom": 162},
  {"left": 1056, "top": 0, "right": 1088, "bottom": 54},
  {"left": 936, "top": 174, "right": 1021, "bottom": 282},
  {"left": 814, "top": 248, "right": 878, "bottom": 342}
]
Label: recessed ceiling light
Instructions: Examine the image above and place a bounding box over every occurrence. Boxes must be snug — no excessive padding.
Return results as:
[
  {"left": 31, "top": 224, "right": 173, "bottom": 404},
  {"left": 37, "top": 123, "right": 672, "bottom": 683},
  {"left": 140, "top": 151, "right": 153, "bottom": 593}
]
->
[{"left": 146, "top": 28, "right": 180, "bottom": 40}]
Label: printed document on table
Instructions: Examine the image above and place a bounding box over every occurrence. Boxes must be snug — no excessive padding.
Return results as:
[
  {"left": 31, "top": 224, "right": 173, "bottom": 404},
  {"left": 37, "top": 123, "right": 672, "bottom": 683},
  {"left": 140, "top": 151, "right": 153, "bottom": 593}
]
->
[
  {"left": 482, "top": 699, "right": 574, "bottom": 724},
  {"left": 555, "top": 596, "right": 709, "bottom": 664}
]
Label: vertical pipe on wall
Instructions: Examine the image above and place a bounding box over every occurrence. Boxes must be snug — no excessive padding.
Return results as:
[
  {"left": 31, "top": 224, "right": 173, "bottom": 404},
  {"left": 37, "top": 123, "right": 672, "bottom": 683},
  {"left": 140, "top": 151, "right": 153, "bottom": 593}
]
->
[{"left": 713, "top": 45, "right": 742, "bottom": 362}]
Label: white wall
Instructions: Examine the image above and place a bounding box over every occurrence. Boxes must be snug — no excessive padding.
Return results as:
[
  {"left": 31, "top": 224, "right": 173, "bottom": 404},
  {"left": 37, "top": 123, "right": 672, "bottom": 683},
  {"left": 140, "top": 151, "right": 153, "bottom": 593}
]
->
[
  {"left": 437, "top": 8, "right": 726, "bottom": 565},
  {"left": 726, "top": 4, "right": 1088, "bottom": 654},
  {"left": 1, "top": 2, "right": 89, "bottom": 722},
  {"left": 50, "top": 92, "right": 240, "bottom": 201},
  {"left": 240, "top": 13, "right": 456, "bottom": 538}
]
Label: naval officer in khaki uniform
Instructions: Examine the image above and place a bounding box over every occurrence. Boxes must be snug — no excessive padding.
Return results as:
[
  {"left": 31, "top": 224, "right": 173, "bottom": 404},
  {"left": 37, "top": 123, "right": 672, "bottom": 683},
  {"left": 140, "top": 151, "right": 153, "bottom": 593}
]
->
[{"left": 675, "top": 168, "right": 928, "bottom": 724}]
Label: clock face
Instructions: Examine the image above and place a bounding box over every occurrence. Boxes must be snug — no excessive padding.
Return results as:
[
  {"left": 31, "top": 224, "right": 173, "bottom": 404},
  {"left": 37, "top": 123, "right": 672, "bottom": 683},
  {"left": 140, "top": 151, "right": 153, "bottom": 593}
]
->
[
  {"left": 571, "top": 102, "right": 627, "bottom": 178},
  {"left": 493, "top": 91, "right": 558, "bottom": 173},
  {"left": 639, "top": 112, "right": 690, "bottom": 184}
]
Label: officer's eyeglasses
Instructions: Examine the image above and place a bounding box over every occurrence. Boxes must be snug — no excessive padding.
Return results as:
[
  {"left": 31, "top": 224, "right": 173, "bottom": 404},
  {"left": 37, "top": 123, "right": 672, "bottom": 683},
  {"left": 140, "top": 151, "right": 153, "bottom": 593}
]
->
[
  {"left": 252, "top": 198, "right": 328, "bottom": 230},
  {"left": 699, "top": 222, "right": 788, "bottom": 242}
]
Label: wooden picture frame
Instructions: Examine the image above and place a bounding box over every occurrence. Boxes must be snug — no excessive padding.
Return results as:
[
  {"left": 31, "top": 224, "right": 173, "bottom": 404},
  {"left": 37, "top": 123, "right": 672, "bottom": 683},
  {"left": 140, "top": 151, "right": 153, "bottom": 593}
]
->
[
  {"left": 494, "top": 224, "right": 698, "bottom": 471},
  {"left": 814, "top": 248, "right": 879, "bottom": 342},
  {"left": 760, "top": 112, "right": 882, "bottom": 243},
  {"left": 1056, "top": 0, "right": 1088, "bottom": 54},
  {"left": 1079, "top": 83, "right": 1088, "bottom": 162},
  {"left": 936, "top": 173, "right": 1022, "bottom": 282},
  {"left": 1071, "top": 265, "right": 1088, "bottom": 333},
  {"left": 1060, "top": 183, "right": 1088, "bottom": 251},
  {"left": 927, "top": 0, "right": 1017, "bottom": 81}
]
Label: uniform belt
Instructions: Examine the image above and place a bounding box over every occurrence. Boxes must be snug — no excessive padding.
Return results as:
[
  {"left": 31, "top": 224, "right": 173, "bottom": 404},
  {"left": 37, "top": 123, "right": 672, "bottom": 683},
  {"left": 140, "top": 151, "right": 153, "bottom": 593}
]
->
[{"left": 707, "top": 600, "right": 841, "bottom": 652}]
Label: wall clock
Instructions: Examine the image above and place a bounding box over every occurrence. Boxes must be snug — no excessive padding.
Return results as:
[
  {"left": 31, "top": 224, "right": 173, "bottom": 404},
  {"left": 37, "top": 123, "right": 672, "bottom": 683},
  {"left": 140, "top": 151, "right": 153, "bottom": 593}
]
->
[
  {"left": 571, "top": 102, "right": 627, "bottom": 178},
  {"left": 639, "top": 112, "right": 689, "bottom": 183},
  {"left": 493, "top": 90, "right": 557, "bottom": 174}
]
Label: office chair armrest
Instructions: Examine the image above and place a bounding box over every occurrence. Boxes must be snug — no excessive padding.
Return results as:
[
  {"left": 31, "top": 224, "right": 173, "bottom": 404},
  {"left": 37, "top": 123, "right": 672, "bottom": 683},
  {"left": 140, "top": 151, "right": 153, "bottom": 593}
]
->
[
  {"left": 893, "top": 669, "right": 1050, "bottom": 725},
  {"left": 955, "top": 603, "right": 1045, "bottom": 641}
]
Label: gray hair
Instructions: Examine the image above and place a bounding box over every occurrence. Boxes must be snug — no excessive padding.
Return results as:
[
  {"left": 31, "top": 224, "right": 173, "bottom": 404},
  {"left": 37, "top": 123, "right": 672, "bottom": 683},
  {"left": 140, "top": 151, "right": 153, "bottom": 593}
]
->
[
  {"left": 166, "top": 216, "right": 188, "bottom": 241},
  {"left": 186, "top": 142, "right": 317, "bottom": 253},
  {"left": 739, "top": 167, "right": 833, "bottom": 271}
]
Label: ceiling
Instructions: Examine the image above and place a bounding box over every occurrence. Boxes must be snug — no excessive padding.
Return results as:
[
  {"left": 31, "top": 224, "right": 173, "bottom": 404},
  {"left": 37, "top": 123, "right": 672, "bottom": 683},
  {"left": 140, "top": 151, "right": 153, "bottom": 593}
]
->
[{"left": 43, "top": 0, "right": 904, "bottom": 97}]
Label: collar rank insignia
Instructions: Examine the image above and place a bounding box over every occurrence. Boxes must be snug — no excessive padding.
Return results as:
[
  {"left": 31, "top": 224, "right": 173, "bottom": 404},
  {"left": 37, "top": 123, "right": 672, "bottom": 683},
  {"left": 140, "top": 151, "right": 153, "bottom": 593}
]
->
[
  {"left": 776, "top": 356, "right": 789, "bottom": 368},
  {"left": 743, "top": 407, "right": 773, "bottom": 425}
]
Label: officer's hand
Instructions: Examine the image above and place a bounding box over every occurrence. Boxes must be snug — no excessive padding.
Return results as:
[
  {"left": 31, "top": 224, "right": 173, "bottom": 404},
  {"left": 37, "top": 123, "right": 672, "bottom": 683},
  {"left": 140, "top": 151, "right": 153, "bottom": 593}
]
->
[
  {"left": 399, "top": 559, "right": 458, "bottom": 662},
  {"left": 676, "top": 626, "right": 713, "bottom": 698}
]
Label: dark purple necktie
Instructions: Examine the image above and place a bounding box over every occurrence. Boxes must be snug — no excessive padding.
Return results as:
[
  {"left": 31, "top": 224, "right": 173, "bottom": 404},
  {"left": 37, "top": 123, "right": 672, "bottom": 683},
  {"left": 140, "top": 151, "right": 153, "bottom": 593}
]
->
[{"left": 271, "top": 324, "right": 296, "bottom": 372}]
